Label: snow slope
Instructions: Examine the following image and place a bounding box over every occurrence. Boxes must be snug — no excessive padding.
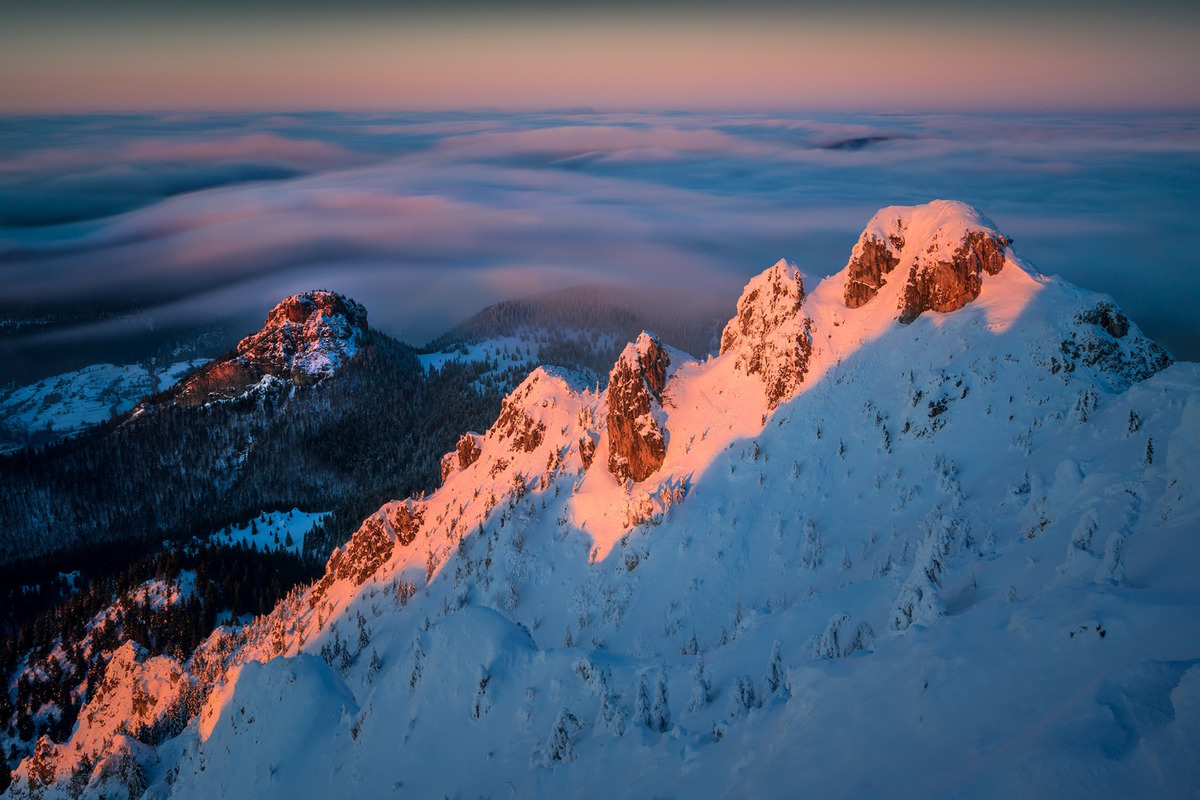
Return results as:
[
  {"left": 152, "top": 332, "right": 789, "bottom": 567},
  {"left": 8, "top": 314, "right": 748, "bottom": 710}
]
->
[
  {"left": 7, "top": 201, "right": 1198, "bottom": 800},
  {"left": 0, "top": 359, "right": 207, "bottom": 451}
]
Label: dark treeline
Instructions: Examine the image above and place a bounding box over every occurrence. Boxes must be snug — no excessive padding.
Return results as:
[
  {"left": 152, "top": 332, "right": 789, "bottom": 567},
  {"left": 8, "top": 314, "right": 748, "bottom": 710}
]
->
[{"left": 0, "top": 330, "right": 503, "bottom": 568}]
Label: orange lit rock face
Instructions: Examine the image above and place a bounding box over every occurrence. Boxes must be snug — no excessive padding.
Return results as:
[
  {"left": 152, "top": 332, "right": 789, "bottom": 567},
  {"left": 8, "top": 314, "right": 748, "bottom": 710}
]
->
[
  {"left": 493, "top": 383, "right": 547, "bottom": 455},
  {"left": 720, "top": 260, "right": 813, "bottom": 410},
  {"left": 844, "top": 234, "right": 903, "bottom": 309},
  {"left": 606, "top": 332, "right": 670, "bottom": 483},
  {"left": 842, "top": 203, "right": 1013, "bottom": 325},
  {"left": 898, "top": 229, "right": 1009, "bottom": 324},
  {"left": 174, "top": 290, "right": 367, "bottom": 407},
  {"left": 441, "top": 432, "right": 484, "bottom": 482},
  {"left": 311, "top": 500, "right": 422, "bottom": 606}
]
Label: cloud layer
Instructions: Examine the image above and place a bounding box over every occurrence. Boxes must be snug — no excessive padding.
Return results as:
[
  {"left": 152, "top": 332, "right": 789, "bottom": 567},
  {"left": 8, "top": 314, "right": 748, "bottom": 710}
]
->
[{"left": 1, "top": 110, "right": 1198, "bottom": 382}]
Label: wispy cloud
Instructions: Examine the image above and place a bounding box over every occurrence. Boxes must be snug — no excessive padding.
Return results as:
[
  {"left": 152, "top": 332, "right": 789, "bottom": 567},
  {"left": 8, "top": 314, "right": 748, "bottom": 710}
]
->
[{"left": 2, "top": 110, "right": 1198, "bottom": 380}]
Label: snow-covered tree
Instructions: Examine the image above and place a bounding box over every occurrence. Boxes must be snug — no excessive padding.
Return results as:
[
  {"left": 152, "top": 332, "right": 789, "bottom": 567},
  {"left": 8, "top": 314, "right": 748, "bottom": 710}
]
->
[
  {"left": 763, "top": 640, "right": 787, "bottom": 699},
  {"left": 542, "top": 708, "right": 581, "bottom": 765},
  {"left": 651, "top": 668, "right": 671, "bottom": 732},
  {"left": 1095, "top": 533, "right": 1127, "bottom": 584},
  {"left": 729, "top": 674, "right": 758, "bottom": 716},
  {"left": 367, "top": 648, "right": 382, "bottom": 681},
  {"left": 801, "top": 518, "right": 823, "bottom": 572},
  {"left": 600, "top": 684, "right": 627, "bottom": 736},
  {"left": 634, "top": 672, "right": 653, "bottom": 729},
  {"left": 688, "top": 655, "right": 713, "bottom": 712}
]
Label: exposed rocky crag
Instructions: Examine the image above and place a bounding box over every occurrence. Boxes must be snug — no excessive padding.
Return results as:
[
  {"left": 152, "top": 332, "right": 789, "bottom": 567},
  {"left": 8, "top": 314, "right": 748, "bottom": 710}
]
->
[
  {"left": 606, "top": 332, "right": 671, "bottom": 483},
  {"left": 843, "top": 232, "right": 903, "bottom": 309},
  {"left": 720, "top": 259, "right": 813, "bottom": 409},
  {"left": 843, "top": 200, "right": 1012, "bottom": 324},
  {"left": 1050, "top": 301, "right": 1173, "bottom": 391},
  {"left": 898, "top": 228, "right": 1010, "bottom": 324},
  {"left": 172, "top": 291, "right": 367, "bottom": 408},
  {"left": 311, "top": 500, "right": 423, "bottom": 606},
  {"left": 441, "top": 433, "right": 484, "bottom": 482}
]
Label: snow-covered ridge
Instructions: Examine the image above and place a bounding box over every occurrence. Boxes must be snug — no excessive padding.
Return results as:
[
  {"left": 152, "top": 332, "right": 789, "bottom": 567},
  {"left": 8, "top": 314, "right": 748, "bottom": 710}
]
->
[
  {"left": 167, "top": 291, "right": 367, "bottom": 408},
  {"left": 10, "top": 201, "right": 1195, "bottom": 800},
  {"left": 0, "top": 359, "right": 208, "bottom": 452}
]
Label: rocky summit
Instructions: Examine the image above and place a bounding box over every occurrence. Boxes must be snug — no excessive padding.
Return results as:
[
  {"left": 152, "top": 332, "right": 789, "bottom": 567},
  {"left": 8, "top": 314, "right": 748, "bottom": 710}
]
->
[
  {"left": 171, "top": 291, "right": 367, "bottom": 408},
  {"left": 606, "top": 332, "right": 672, "bottom": 483},
  {"left": 843, "top": 199, "right": 1012, "bottom": 323}
]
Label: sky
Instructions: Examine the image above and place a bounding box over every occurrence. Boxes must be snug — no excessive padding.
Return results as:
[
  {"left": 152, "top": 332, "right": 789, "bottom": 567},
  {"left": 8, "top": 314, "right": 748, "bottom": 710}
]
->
[{"left": 2, "top": 0, "right": 1199, "bottom": 113}]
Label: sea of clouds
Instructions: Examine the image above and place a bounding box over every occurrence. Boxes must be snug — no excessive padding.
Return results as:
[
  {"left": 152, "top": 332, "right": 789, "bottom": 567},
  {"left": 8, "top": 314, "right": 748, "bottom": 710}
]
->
[{"left": 2, "top": 110, "right": 1198, "bottom": 382}]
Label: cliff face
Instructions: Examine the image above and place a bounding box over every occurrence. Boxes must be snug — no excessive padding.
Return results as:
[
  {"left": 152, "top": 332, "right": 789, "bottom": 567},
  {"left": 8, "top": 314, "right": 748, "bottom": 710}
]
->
[
  {"left": 843, "top": 234, "right": 903, "bottom": 309},
  {"left": 720, "top": 259, "right": 813, "bottom": 409},
  {"left": 441, "top": 433, "right": 484, "bottom": 482},
  {"left": 173, "top": 291, "right": 367, "bottom": 407},
  {"left": 898, "top": 228, "right": 1010, "bottom": 324},
  {"left": 842, "top": 200, "right": 1013, "bottom": 325},
  {"left": 606, "top": 332, "right": 671, "bottom": 483},
  {"left": 311, "top": 500, "right": 423, "bottom": 607}
]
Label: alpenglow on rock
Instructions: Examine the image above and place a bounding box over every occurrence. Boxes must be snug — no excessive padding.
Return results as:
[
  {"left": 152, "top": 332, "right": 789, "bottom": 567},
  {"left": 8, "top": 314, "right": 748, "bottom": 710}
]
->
[
  {"left": 842, "top": 199, "right": 1011, "bottom": 324},
  {"left": 719, "top": 259, "right": 813, "bottom": 409},
  {"left": 173, "top": 290, "right": 367, "bottom": 407},
  {"left": 606, "top": 332, "right": 671, "bottom": 483}
]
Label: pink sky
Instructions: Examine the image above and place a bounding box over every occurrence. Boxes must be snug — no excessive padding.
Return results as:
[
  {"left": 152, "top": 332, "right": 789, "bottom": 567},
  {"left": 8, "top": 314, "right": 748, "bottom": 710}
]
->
[{"left": 2, "top": 9, "right": 1198, "bottom": 112}]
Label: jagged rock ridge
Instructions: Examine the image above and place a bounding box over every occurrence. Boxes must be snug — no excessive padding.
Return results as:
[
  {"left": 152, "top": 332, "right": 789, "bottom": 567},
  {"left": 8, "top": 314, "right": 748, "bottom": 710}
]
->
[
  {"left": 441, "top": 432, "right": 484, "bottom": 482},
  {"left": 172, "top": 290, "right": 367, "bottom": 407}
]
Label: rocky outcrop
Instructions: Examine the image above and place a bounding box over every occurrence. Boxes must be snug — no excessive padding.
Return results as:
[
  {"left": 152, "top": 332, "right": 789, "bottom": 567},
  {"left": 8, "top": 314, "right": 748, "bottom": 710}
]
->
[
  {"left": 844, "top": 231, "right": 903, "bottom": 308},
  {"left": 842, "top": 201, "right": 1013, "bottom": 325},
  {"left": 441, "top": 432, "right": 484, "bottom": 482},
  {"left": 493, "top": 383, "right": 548, "bottom": 455},
  {"left": 720, "top": 260, "right": 813, "bottom": 409},
  {"left": 898, "top": 228, "right": 1010, "bottom": 324},
  {"left": 311, "top": 499, "right": 423, "bottom": 606},
  {"left": 7, "top": 641, "right": 187, "bottom": 799},
  {"left": 1050, "top": 301, "right": 1173, "bottom": 391},
  {"left": 174, "top": 290, "right": 367, "bottom": 407},
  {"left": 606, "top": 332, "right": 670, "bottom": 483}
]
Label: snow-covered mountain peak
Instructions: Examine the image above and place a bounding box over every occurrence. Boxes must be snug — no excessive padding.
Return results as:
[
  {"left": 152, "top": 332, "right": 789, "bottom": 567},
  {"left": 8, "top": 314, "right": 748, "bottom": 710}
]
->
[
  {"left": 10, "top": 201, "right": 1196, "bottom": 800},
  {"left": 169, "top": 290, "right": 367, "bottom": 407},
  {"left": 841, "top": 199, "right": 1013, "bottom": 324},
  {"left": 719, "top": 259, "right": 814, "bottom": 409}
]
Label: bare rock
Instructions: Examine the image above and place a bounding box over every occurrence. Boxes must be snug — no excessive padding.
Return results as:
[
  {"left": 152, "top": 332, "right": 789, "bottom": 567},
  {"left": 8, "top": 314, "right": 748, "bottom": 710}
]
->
[
  {"left": 844, "top": 231, "right": 904, "bottom": 308},
  {"left": 1051, "top": 301, "right": 1173, "bottom": 390},
  {"left": 899, "top": 228, "right": 1010, "bottom": 324},
  {"left": 311, "top": 499, "right": 423, "bottom": 606},
  {"left": 606, "top": 332, "right": 671, "bottom": 483},
  {"left": 441, "top": 432, "right": 484, "bottom": 482},
  {"left": 720, "top": 260, "right": 814, "bottom": 409},
  {"left": 842, "top": 201, "right": 1016, "bottom": 325},
  {"left": 174, "top": 290, "right": 367, "bottom": 407},
  {"left": 493, "top": 382, "right": 547, "bottom": 455}
]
